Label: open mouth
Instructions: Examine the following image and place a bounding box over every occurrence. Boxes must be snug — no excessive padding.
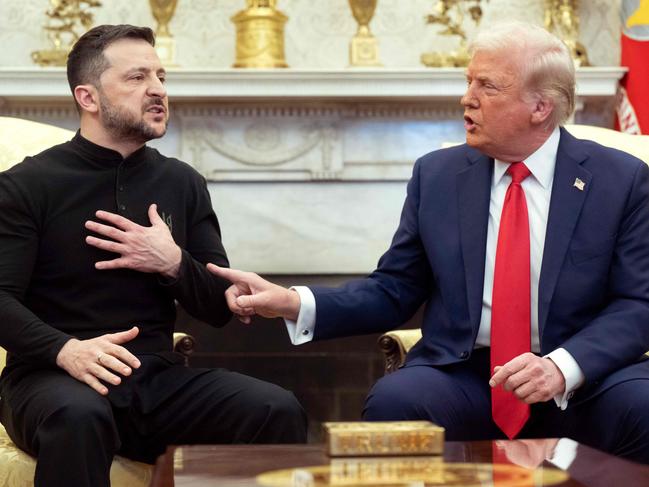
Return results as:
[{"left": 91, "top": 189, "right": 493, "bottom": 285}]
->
[
  {"left": 464, "top": 115, "right": 477, "bottom": 131},
  {"left": 146, "top": 105, "right": 166, "bottom": 115}
]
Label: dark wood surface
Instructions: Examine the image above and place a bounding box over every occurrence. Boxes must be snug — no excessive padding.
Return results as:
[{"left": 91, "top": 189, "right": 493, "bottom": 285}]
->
[{"left": 151, "top": 440, "right": 649, "bottom": 487}]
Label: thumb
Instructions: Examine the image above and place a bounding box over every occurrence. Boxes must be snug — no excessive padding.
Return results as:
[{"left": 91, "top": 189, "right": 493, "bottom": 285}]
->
[
  {"left": 148, "top": 204, "right": 164, "bottom": 226},
  {"left": 236, "top": 294, "right": 257, "bottom": 309},
  {"left": 108, "top": 326, "right": 139, "bottom": 344}
]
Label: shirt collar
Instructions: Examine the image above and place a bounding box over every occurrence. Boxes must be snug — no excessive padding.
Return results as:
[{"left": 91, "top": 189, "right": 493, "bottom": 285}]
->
[
  {"left": 493, "top": 126, "right": 560, "bottom": 189},
  {"left": 72, "top": 130, "right": 149, "bottom": 167}
]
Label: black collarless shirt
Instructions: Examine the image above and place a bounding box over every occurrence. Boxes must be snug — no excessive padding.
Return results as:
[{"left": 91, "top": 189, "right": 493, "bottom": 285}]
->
[{"left": 0, "top": 132, "right": 230, "bottom": 372}]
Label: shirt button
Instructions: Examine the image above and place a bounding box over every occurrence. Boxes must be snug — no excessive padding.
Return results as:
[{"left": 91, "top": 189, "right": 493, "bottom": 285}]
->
[
  {"left": 460, "top": 351, "right": 469, "bottom": 359},
  {"left": 302, "top": 329, "right": 310, "bottom": 336},
  {"left": 120, "top": 205, "right": 126, "bottom": 211},
  {"left": 119, "top": 185, "right": 124, "bottom": 191}
]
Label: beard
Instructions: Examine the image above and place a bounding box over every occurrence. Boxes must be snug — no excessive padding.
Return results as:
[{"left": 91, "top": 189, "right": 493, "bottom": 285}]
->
[{"left": 98, "top": 92, "right": 168, "bottom": 143}]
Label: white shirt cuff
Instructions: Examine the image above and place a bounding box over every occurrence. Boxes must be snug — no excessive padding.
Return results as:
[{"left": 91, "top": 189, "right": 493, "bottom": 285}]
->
[
  {"left": 545, "top": 348, "right": 585, "bottom": 410},
  {"left": 547, "top": 437, "right": 578, "bottom": 470},
  {"left": 283, "top": 286, "right": 316, "bottom": 345}
]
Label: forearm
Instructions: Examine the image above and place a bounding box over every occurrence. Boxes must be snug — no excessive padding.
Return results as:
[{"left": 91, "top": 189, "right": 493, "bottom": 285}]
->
[
  {"left": 0, "top": 291, "right": 73, "bottom": 366},
  {"left": 160, "top": 249, "right": 232, "bottom": 327}
]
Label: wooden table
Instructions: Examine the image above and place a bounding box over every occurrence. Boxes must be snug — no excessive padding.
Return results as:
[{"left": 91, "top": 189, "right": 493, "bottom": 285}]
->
[{"left": 151, "top": 440, "right": 649, "bottom": 486}]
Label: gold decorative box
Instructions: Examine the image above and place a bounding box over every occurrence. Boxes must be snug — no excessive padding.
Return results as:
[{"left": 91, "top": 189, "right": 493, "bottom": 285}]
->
[{"left": 323, "top": 421, "right": 444, "bottom": 457}]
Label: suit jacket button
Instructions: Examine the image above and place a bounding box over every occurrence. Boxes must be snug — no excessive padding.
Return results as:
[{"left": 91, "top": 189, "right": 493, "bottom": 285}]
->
[{"left": 460, "top": 351, "right": 469, "bottom": 359}]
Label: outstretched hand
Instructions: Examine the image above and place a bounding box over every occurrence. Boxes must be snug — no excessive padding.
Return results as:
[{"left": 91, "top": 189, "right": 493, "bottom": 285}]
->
[
  {"left": 55, "top": 326, "right": 142, "bottom": 395},
  {"left": 207, "top": 264, "right": 301, "bottom": 324},
  {"left": 85, "top": 204, "right": 181, "bottom": 278}
]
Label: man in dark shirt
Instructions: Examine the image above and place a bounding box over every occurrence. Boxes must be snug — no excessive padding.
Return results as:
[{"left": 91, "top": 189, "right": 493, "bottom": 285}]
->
[{"left": 0, "top": 24, "right": 306, "bottom": 487}]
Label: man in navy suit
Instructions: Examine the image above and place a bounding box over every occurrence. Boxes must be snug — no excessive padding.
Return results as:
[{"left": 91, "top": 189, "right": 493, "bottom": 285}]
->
[{"left": 209, "top": 21, "right": 649, "bottom": 463}]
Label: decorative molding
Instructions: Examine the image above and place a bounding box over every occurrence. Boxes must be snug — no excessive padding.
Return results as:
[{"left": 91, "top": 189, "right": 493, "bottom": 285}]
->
[{"left": 0, "top": 67, "right": 627, "bottom": 100}]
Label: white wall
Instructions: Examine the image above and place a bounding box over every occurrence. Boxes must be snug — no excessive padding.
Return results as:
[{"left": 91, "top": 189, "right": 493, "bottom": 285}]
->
[{"left": 0, "top": 0, "right": 621, "bottom": 69}]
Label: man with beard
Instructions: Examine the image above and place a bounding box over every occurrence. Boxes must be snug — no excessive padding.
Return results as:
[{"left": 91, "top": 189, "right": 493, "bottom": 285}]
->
[{"left": 0, "top": 24, "right": 306, "bottom": 487}]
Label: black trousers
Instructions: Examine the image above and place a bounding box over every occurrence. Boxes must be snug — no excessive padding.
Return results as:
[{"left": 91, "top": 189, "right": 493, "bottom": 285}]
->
[
  {"left": 0, "top": 354, "right": 307, "bottom": 487},
  {"left": 363, "top": 348, "right": 649, "bottom": 464}
]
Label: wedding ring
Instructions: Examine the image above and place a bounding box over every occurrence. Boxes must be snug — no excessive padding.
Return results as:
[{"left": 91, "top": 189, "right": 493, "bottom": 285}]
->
[{"left": 97, "top": 353, "right": 103, "bottom": 364}]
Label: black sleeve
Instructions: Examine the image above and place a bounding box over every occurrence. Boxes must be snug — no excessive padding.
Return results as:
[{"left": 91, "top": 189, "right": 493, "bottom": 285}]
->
[
  {"left": 0, "top": 172, "right": 73, "bottom": 365},
  {"left": 159, "top": 176, "right": 232, "bottom": 327}
]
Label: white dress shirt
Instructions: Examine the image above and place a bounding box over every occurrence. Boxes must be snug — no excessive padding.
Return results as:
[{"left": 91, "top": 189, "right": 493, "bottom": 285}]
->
[{"left": 286, "top": 126, "right": 584, "bottom": 409}]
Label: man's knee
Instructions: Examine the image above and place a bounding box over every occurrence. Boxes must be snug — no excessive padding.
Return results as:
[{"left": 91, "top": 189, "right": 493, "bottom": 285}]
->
[
  {"left": 363, "top": 373, "right": 424, "bottom": 421},
  {"left": 252, "top": 386, "right": 307, "bottom": 443},
  {"left": 37, "top": 393, "right": 118, "bottom": 449}
]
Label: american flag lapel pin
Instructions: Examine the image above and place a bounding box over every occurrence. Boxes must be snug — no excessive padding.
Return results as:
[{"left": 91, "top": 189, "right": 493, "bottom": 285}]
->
[{"left": 573, "top": 178, "right": 585, "bottom": 191}]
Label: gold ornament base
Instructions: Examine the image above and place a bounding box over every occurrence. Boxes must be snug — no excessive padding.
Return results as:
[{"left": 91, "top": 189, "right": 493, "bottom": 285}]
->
[
  {"left": 31, "top": 49, "right": 69, "bottom": 67},
  {"left": 350, "top": 35, "right": 382, "bottom": 67},
  {"left": 232, "top": 6, "right": 288, "bottom": 69},
  {"left": 421, "top": 48, "right": 470, "bottom": 68},
  {"left": 155, "top": 35, "right": 178, "bottom": 67}
]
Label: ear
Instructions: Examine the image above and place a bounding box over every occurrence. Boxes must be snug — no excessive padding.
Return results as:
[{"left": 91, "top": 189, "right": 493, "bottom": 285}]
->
[
  {"left": 73, "top": 85, "right": 99, "bottom": 114},
  {"left": 530, "top": 97, "right": 554, "bottom": 126}
]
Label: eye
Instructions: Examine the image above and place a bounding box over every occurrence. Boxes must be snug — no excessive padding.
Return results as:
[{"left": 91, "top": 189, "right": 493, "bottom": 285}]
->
[
  {"left": 158, "top": 75, "right": 166, "bottom": 84},
  {"left": 130, "top": 74, "right": 145, "bottom": 81}
]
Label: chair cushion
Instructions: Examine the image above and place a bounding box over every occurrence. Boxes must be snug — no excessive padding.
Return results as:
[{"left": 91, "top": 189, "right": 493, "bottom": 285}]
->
[{"left": 0, "top": 424, "right": 152, "bottom": 487}]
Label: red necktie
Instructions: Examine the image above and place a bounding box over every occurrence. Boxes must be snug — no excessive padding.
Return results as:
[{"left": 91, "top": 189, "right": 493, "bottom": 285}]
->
[{"left": 491, "top": 162, "right": 532, "bottom": 439}]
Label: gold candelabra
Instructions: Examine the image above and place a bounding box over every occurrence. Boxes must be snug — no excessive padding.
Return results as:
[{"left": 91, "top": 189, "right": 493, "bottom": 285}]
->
[
  {"left": 149, "top": 0, "right": 179, "bottom": 66},
  {"left": 348, "top": 0, "right": 382, "bottom": 67},
  {"left": 544, "top": 0, "right": 589, "bottom": 66},
  {"left": 421, "top": 0, "right": 486, "bottom": 68},
  {"left": 231, "top": 0, "right": 288, "bottom": 68},
  {"left": 31, "top": 0, "right": 102, "bottom": 67}
]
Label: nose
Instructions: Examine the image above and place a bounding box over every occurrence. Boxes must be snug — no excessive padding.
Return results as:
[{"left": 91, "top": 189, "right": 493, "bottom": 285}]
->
[
  {"left": 461, "top": 82, "right": 478, "bottom": 109},
  {"left": 147, "top": 76, "right": 167, "bottom": 99}
]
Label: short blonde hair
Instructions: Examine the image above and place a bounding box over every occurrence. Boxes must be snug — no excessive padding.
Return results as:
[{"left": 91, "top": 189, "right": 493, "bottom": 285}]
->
[{"left": 469, "top": 21, "right": 575, "bottom": 127}]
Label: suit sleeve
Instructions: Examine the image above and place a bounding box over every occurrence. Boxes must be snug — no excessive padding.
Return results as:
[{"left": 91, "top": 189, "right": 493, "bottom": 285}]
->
[
  {"left": 561, "top": 161, "right": 649, "bottom": 383},
  {"left": 312, "top": 158, "right": 435, "bottom": 340},
  {"left": 0, "top": 172, "right": 73, "bottom": 365},
  {"left": 159, "top": 176, "right": 232, "bottom": 327}
]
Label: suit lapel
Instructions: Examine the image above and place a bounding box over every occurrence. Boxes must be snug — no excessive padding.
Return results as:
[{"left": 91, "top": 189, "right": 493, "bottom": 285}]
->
[
  {"left": 457, "top": 150, "right": 492, "bottom": 330},
  {"left": 538, "top": 128, "right": 591, "bottom": 341}
]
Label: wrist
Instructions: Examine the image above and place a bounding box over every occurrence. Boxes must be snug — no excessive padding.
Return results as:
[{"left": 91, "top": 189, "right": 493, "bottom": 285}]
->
[
  {"left": 285, "top": 288, "right": 301, "bottom": 321},
  {"left": 162, "top": 246, "right": 182, "bottom": 279}
]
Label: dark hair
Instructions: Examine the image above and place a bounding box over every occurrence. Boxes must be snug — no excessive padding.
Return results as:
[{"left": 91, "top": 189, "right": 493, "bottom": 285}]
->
[{"left": 67, "top": 24, "right": 155, "bottom": 106}]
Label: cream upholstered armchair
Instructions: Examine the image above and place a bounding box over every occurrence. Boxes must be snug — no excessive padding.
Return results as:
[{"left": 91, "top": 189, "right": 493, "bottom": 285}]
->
[
  {"left": 378, "top": 124, "right": 649, "bottom": 374},
  {"left": 0, "top": 116, "right": 196, "bottom": 486}
]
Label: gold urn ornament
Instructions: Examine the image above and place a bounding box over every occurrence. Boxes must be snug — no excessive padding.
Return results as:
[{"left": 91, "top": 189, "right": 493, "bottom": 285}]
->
[
  {"left": 348, "top": 0, "right": 382, "bottom": 67},
  {"left": 231, "top": 0, "right": 288, "bottom": 68},
  {"left": 149, "top": 0, "right": 179, "bottom": 67}
]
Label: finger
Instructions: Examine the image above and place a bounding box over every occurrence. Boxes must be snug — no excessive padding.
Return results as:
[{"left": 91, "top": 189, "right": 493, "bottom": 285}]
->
[
  {"left": 503, "top": 369, "right": 530, "bottom": 392},
  {"left": 237, "top": 314, "right": 252, "bottom": 324},
  {"left": 89, "top": 363, "right": 122, "bottom": 385},
  {"left": 106, "top": 326, "right": 140, "bottom": 346},
  {"left": 148, "top": 203, "right": 164, "bottom": 226},
  {"left": 85, "top": 220, "right": 126, "bottom": 241},
  {"left": 512, "top": 380, "right": 536, "bottom": 399},
  {"left": 490, "top": 356, "right": 528, "bottom": 387},
  {"left": 207, "top": 264, "right": 248, "bottom": 284},
  {"left": 82, "top": 373, "right": 109, "bottom": 395},
  {"left": 95, "top": 257, "right": 132, "bottom": 270},
  {"left": 85, "top": 235, "right": 127, "bottom": 254},
  {"left": 236, "top": 294, "right": 258, "bottom": 309},
  {"left": 99, "top": 351, "right": 135, "bottom": 376},
  {"left": 95, "top": 210, "right": 138, "bottom": 231}
]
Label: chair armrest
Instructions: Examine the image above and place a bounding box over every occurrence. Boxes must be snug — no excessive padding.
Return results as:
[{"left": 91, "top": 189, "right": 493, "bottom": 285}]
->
[
  {"left": 377, "top": 329, "right": 422, "bottom": 375},
  {"left": 173, "top": 332, "right": 196, "bottom": 366}
]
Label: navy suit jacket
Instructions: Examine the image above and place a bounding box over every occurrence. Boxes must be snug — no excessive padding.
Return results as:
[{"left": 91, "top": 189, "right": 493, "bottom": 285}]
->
[{"left": 312, "top": 128, "right": 649, "bottom": 403}]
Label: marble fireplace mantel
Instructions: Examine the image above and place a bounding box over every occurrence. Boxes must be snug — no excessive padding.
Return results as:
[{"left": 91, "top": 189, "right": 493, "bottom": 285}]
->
[
  {"left": 0, "top": 66, "right": 626, "bottom": 100},
  {"left": 0, "top": 67, "right": 626, "bottom": 273}
]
